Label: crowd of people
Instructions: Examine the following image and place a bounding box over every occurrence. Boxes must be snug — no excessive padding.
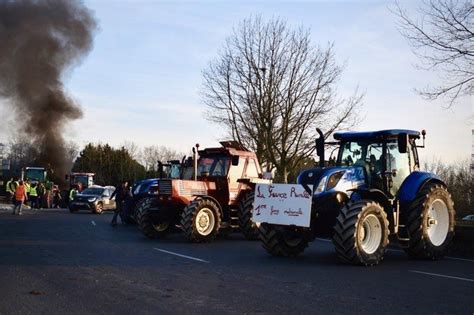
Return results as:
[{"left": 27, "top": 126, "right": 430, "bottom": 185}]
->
[
  {"left": 5, "top": 177, "right": 63, "bottom": 215},
  {"left": 5, "top": 177, "right": 134, "bottom": 226}
]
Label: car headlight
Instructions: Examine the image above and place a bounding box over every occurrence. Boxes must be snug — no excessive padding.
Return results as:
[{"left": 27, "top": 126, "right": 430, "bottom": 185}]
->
[
  {"left": 88, "top": 197, "right": 97, "bottom": 202},
  {"left": 314, "top": 176, "right": 327, "bottom": 194}
]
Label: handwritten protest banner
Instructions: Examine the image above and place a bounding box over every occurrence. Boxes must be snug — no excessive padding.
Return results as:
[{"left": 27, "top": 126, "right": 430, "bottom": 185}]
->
[{"left": 252, "top": 184, "right": 313, "bottom": 227}]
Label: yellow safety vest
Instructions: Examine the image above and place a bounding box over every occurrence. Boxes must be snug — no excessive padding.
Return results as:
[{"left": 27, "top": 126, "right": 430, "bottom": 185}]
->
[
  {"left": 5, "top": 181, "right": 13, "bottom": 193},
  {"left": 25, "top": 183, "right": 31, "bottom": 194},
  {"left": 30, "top": 186, "right": 38, "bottom": 197}
]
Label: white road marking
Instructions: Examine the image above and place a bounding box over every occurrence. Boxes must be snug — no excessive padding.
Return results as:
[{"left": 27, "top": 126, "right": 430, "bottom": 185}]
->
[
  {"left": 91, "top": 220, "right": 96, "bottom": 226},
  {"left": 315, "top": 238, "right": 332, "bottom": 243},
  {"left": 153, "top": 248, "right": 209, "bottom": 263},
  {"left": 316, "top": 238, "right": 474, "bottom": 263},
  {"left": 446, "top": 256, "right": 474, "bottom": 263},
  {"left": 409, "top": 270, "right": 474, "bottom": 282}
]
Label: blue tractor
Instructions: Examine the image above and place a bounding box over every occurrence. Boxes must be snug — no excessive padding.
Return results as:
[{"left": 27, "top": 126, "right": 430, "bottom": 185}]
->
[{"left": 258, "top": 129, "right": 455, "bottom": 266}]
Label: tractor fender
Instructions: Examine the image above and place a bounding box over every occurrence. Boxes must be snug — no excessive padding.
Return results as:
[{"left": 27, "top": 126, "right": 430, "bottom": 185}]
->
[
  {"left": 349, "top": 188, "right": 392, "bottom": 213},
  {"left": 191, "top": 195, "right": 224, "bottom": 217},
  {"left": 398, "top": 171, "right": 445, "bottom": 207},
  {"left": 349, "top": 188, "right": 394, "bottom": 231}
]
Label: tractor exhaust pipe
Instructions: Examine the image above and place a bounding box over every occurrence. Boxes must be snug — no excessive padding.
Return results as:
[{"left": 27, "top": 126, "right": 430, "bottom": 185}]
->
[
  {"left": 316, "top": 128, "right": 325, "bottom": 167},
  {"left": 193, "top": 144, "right": 200, "bottom": 181}
]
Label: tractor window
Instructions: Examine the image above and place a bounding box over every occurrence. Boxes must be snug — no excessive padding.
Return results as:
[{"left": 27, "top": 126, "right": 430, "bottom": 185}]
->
[
  {"left": 339, "top": 142, "right": 363, "bottom": 166},
  {"left": 245, "top": 158, "right": 260, "bottom": 178},
  {"left": 386, "top": 141, "right": 410, "bottom": 197},
  {"left": 169, "top": 164, "right": 181, "bottom": 179},
  {"left": 198, "top": 156, "right": 231, "bottom": 176}
]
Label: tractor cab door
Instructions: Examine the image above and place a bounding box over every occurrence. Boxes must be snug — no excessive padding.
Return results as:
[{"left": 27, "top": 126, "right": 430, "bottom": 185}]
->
[
  {"left": 385, "top": 140, "right": 411, "bottom": 198},
  {"left": 226, "top": 156, "right": 246, "bottom": 205}
]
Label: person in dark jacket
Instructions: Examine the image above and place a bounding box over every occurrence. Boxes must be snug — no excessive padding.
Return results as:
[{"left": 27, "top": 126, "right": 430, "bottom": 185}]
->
[{"left": 110, "top": 180, "right": 132, "bottom": 226}]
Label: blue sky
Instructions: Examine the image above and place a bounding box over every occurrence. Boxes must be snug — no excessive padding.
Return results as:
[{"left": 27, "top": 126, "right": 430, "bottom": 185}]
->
[{"left": 1, "top": 0, "right": 472, "bottom": 162}]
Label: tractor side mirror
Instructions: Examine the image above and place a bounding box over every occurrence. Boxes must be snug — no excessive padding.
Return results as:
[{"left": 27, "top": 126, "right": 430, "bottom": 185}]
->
[
  {"left": 398, "top": 133, "right": 408, "bottom": 154},
  {"left": 231, "top": 156, "right": 239, "bottom": 166}
]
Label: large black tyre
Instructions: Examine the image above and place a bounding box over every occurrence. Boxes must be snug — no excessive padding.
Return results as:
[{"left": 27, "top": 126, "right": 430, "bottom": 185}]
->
[
  {"left": 137, "top": 197, "right": 171, "bottom": 239},
  {"left": 238, "top": 191, "right": 259, "bottom": 240},
  {"left": 333, "top": 200, "right": 389, "bottom": 266},
  {"left": 258, "top": 223, "right": 309, "bottom": 257},
  {"left": 403, "top": 183, "right": 455, "bottom": 260},
  {"left": 181, "top": 198, "right": 221, "bottom": 243}
]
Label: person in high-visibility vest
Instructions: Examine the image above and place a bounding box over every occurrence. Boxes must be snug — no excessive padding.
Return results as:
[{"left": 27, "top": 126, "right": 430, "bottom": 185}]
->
[
  {"left": 69, "top": 185, "right": 78, "bottom": 202},
  {"left": 9, "top": 179, "right": 19, "bottom": 204},
  {"left": 29, "top": 183, "right": 39, "bottom": 209},
  {"left": 12, "top": 180, "right": 27, "bottom": 215},
  {"left": 5, "top": 178, "right": 14, "bottom": 201},
  {"left": 24, "top": 179, "right": 31, "bottom": 207}
]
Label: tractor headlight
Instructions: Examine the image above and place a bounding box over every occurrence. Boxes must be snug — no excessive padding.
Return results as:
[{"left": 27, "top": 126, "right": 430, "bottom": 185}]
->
[
  {"left": 88, "top": 197, "right": 97, "bottom": 202},
  {"left": 326, "top": 171, "right": 345, "bottom": 190},
  {"left": 148, "top": 185, "right": 159, "bottom": 195},
  {"left": 314, "top": 176, "right": 327, "bottom": 194}
]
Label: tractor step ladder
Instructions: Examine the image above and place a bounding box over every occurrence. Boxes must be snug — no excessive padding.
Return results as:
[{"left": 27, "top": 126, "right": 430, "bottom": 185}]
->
[{"left": 397, "top": 224, "right": 410, "bottom": 248}]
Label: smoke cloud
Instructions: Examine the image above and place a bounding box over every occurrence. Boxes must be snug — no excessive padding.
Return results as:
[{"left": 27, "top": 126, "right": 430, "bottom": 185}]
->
[{"left": 0, "top": 0, "right": 97, "bottom": 184}]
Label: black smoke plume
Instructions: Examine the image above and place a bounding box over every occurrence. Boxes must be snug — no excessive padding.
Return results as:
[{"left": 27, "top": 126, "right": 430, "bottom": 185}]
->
[{"left": 0, "top": 0, "right": 96, "bottom": 184}]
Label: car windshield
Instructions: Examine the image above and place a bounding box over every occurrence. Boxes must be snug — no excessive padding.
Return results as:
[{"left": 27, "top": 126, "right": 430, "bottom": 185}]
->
[
  {"left": 81, "top": 187, "right": 104, "bottom": 195},
  {"left": 25, "top": 169, "right": 45, "bottom": 182},
  {"left": 74, "top": 175, "right": 89, "bottom": 186},
  {"left": 198, "top": 156, "right": 231, "bottom": 176}
]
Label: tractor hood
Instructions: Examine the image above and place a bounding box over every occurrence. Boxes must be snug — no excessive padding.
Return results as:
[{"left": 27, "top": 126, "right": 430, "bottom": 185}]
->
[
  {"left": 297, "top": 166, "right": 366, "bottom": 197},
  {"left": 133, "top": 178, "right": 159, "bottom": 196}
]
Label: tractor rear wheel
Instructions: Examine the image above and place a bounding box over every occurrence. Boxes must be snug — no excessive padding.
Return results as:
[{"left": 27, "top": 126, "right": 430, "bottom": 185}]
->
[
  {"left": 333, "top": 200, "right": 389, "bottom": 266},
  {"left": 136, "top": 197, "right": 170, "bottom": 239},
  {"left": 238, "top": 191, "right": 259, "bottom": 240},
  {"left": 258, "top": 223, "right": 309, "bottom": 257},
  {"left": 403, "top": 183, "right": 455, "bottom": 260},
  {"left": 181, "top": 198, "right": 221, "bottom": 243}
]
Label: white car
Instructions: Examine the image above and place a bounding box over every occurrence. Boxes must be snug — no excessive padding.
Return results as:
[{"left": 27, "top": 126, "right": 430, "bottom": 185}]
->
[{"left": 462, "top": 214, "right": 474, "bottom": 221}]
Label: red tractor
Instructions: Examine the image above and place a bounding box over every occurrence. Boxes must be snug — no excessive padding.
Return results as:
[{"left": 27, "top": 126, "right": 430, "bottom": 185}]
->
[{"left": 136, "top": 141, "right": 270, "bottom": 242}]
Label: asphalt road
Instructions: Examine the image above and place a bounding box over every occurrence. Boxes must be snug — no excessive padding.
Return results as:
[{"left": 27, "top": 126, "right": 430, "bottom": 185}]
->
[{"left": 1, "top": 206, "right": 473, "bottom": 315}]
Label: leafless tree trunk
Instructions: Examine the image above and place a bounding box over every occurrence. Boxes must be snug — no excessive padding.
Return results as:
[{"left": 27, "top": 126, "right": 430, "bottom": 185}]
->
[
  {"left": 393, "top": 0, "right": 473, "bottom": 106},
  {"left": 202, "top": 16, "right": 363, "bottom": 183}
]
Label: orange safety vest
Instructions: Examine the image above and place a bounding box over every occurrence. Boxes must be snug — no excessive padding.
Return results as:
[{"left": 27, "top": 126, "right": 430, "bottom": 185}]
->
[{"left": 15, "top": 185, "right": 26, "bottom": 201}]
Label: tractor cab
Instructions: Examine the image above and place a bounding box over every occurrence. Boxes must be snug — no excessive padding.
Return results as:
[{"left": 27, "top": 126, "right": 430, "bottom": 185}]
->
[
  {"left": 299, "top": 129, "right": 424, "bottom": 200},
  {"left": 333, "top": 129, "right": 422, "bottom": 198}
]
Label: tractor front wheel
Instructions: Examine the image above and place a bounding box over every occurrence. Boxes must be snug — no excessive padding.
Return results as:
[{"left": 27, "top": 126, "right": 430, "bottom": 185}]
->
[
  {"left": 136, "top": 197, "right": 171, "bottom": 239},
  {"left": 333, "top": 200, "right": 389, "bottom": 266},
  {"left": 181, "top": 198, "right": 221, "bottom": 243},
  {"left": 258, "top": 224, "right": 309, "bottom": 257},
  {"left": 238, "top": 191, "right": 259, "bottom": 240},
  {"left": 403, "top": 183, "right": 455, "bottom": 260}
]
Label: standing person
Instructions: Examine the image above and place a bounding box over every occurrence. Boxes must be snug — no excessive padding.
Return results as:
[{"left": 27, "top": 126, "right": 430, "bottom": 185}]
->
[
  {"left": 69, "top": 185, "right": 78, "bottom": 203},
  {"left": 52, "top": 185, "right": 62, "bottom": 208},
  {"left": 110, "top": 180, "right": 132, "bottom": 227},
  {"left": 12, "top": 180, "right": 28, "bottom": 215},
  {"left": 37, "top": 182, "right": 45, "bottom": 209},
  {"left": 24, "top": 179, "right": 31, "bottom": 206},
  {"left": 5, "top": 177, "right": 14, "bottom": 203},
  {"left": 29, "top": 183, "right": 39, "bottom": 210},
  {"left": 44, "top": 180, "right": 53, "bottom": 208}
]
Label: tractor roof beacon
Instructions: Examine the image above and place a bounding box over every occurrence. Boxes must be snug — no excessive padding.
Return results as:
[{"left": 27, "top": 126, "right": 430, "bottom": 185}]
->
[
  {"left": 258, "top": 129, "right": 455, "bottom": 266},
  {"left": 136, "top": 141, "right": 270, "bottom": 242}
]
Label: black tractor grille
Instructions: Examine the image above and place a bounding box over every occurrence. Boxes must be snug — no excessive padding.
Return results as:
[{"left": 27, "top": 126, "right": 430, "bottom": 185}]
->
[{"left": 158, "top": 179, "right": 172, "bottom": 195}]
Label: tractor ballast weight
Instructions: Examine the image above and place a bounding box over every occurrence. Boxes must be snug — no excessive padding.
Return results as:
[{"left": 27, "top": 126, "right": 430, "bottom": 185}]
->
[
  {"left": 256, "top": 129, "right": 455, "bottom": 266},
  {"left": 136, "top": 141, "right": 270, "bottom": 242}
]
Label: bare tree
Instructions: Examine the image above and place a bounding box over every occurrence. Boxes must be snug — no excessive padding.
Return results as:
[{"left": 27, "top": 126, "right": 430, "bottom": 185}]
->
[
  {"left": 141, "top": 145, "right": 185, "bottom": 171},
  {"left": 202, "top": 16, "right": 363, "bottom": 183},
  {"left": 121, "top": 141, "right": 142, "bottom": 161},
  {"left": 393, "top": 0, "right": 473, "bottom": 105}
]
